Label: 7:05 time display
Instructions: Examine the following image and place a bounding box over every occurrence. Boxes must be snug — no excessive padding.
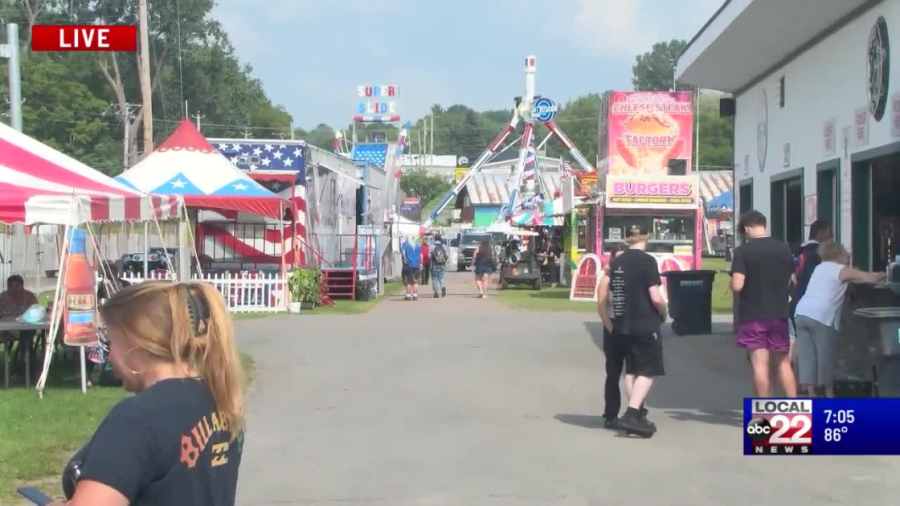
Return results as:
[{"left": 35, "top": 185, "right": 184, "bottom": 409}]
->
[{"left": 824, "top": 409, "right": 855, "bottom": 425}]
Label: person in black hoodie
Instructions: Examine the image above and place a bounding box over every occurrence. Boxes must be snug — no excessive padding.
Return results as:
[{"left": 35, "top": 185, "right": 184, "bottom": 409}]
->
[{"left": 789, "top": 221, "right": 833, "bottom": 361}]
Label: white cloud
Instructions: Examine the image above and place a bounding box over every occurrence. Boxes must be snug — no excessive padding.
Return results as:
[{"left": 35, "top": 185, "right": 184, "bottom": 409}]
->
[
  {"left": 383, "top": 66, "right": 453, "bottom": 125},
  {"left": 213, "top": 0, "right": 320, "bottom": 19},
  {"left": 213, "top": 0, "right": 403, "bottom": 22},
  {"left": 557, "top": 0, "right": 658, "bottom": 58},
  {"left": 216, "top": 12, "right": 268, "bottom": 58},
  {"left": 556, "top": 0, "right": 724, "bottom": 61}
]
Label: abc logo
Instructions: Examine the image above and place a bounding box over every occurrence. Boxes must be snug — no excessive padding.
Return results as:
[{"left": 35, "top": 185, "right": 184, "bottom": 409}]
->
[{"left": 746, "top": 417, "right": 772, "bottom": 443}]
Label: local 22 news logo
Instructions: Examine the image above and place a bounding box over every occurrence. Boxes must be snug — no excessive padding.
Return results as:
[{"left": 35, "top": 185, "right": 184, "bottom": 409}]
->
[{"left": 746, "top": 399, "right": 813, "bottom": 455}]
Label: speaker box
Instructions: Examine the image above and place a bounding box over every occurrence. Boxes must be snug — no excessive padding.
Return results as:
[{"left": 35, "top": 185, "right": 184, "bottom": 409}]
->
[
  {"left": 668, "top": 159, "right": 687, "bottom": 175},
  {"left": 720, "top": 98, "right": 735, "bottom": 117}
]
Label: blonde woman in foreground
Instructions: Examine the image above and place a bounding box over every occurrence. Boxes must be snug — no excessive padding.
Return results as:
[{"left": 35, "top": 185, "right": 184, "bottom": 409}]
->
[{"left": 52, "top": 282, "right": 245, "bottom": 506}]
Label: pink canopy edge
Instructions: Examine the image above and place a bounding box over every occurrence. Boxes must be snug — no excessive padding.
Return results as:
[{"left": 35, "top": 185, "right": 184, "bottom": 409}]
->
[{"left": 0, "top": 122, "right": 179, "bottom": 225}]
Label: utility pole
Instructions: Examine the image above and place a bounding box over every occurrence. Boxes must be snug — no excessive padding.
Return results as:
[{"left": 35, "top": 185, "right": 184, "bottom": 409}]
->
[
  {"left": 423, "top": 119, "right": 428, "bottom": 165},
  {"left": 242, "top": 127, "right": 252, "bottom": 139},
  {"left": 0, "top": 23, "right": 22, "bottom": 131},
  {"left": 138, "top": 0, "right": 154, "bottom": 155},
  {"left": 192, "top": 111, "right": 205, "bottom": 132},
  {"left": 430, "top": 113, "right": 434, "bottom": 162},
  {"left": 418, "top": 128, "right": 424, "bottom": 168}
]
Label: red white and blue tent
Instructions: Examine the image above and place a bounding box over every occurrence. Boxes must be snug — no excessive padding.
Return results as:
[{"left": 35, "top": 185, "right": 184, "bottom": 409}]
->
[
  {"left": 0, "top": 121, "right": 179, "bottom": 225},
  {"left": 116, "top": 120, "right": 286, "bottom": 220}
]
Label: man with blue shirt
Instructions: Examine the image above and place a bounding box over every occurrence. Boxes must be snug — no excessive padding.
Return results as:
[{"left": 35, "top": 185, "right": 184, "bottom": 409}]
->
[{"left": 401, "top": 235, "right": 422, "bottom": 301}]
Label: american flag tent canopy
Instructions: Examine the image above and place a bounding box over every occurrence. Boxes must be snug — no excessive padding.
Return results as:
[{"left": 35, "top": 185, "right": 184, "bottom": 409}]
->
[
  {"left": 116, "top": 120, "right": 286, "bottom": 219},
  {"left": 0, "top": 121, "right": 179, "bottom": 225}
]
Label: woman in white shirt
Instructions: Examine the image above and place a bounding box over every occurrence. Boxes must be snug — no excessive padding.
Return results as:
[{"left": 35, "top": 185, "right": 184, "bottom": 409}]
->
[{"left": 794, "top": 241, "right": 884, "bottom": 397}]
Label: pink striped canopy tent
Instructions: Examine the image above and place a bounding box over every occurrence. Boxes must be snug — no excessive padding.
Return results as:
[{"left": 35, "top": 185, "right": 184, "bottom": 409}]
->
[{"left": 0, "top": 122, "right": 179, "bottom": 225}]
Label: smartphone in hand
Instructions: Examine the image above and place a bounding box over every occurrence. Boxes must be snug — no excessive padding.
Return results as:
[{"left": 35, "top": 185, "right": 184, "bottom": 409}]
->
[{"left": 17, "top": 487, "right": 54, "bottom": 506}]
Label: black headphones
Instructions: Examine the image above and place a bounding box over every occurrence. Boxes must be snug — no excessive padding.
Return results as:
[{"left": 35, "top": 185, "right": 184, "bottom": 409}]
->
[{"left": 185, "top": 285, "right": 210, "bottom": 337}]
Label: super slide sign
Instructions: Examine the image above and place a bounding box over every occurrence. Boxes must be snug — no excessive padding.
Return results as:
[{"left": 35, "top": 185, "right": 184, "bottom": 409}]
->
[
  {"left": 605, "top": 174, "right": 699, "bottom": 210},
  {"left": 354, "top": 84, "right": 400, "bottom": 122}
]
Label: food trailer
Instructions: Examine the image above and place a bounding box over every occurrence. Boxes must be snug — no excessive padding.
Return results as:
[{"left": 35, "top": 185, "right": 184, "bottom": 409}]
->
[
  {"left": 593, "top": 90, "right": 699, "bottom": 299},
  {"left": 597, "top": 174, "right": 703, "bottom": 298}
]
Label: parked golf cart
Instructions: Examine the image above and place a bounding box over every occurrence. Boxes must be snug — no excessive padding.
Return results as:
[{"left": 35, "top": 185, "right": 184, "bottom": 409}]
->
[{"left": 496, "top": 227, "right": 541, "bottom": 290}]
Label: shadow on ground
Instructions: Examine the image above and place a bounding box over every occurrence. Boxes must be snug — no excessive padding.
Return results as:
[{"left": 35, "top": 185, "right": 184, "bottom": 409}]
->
[
  {"left": 565, "top": 321, "right": 747, "bottom": 429},
  {"left": 553, "top": 413, "right": 608, "bottom": 429}
]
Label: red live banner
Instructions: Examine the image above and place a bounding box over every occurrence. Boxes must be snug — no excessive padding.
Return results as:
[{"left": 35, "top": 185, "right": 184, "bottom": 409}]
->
[{"left": 32, "top": 25, "right": 137, "bottom": 52}]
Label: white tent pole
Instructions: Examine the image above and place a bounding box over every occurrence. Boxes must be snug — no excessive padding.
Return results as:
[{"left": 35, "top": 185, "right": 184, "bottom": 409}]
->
[
  {"left": 143, "top": 224, "right": 149, "bottom": 277},
  {"left": 36, "top": 220, "right": 71, "bottom": 397},
  {"left": 79, "top": 346, "right": 87, "bottom": 393},
  {"left": 33, "top": 225, "right": 40, "bottom": 293}
]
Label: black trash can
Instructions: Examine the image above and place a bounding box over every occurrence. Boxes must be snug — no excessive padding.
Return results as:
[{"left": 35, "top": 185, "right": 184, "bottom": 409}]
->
[{"left": 662, "top": 270, "right": 717, "bottom": 336}]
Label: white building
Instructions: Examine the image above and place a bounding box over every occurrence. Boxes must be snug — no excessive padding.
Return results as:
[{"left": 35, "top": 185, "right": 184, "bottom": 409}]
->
[
  {"left": 677, "top": 0, "right": 900, "bottom": 271},
  {"left": 400, "top": 154, "right": 461, "bottom": 180}
]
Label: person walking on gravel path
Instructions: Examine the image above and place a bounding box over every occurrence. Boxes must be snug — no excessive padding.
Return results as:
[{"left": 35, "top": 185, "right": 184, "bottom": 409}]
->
[{"left": 430, "top": 235, "right": 449, "bottom": 298}]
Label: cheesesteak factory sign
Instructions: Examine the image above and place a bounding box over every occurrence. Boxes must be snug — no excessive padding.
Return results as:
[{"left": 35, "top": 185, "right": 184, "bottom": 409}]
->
[{"left": 867, "top": 16, "right": 890, "bottom": 122}]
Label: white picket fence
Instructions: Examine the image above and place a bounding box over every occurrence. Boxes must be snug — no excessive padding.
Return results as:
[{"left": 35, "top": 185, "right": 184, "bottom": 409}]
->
[{"left": 120, "top": 271, "right": 287, "bottom": 313}]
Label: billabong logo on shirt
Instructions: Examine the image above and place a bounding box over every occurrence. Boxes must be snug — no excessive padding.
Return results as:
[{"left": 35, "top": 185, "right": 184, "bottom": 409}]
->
[{"left": 180, "top": 411, "right": 239, "bottom": 469}]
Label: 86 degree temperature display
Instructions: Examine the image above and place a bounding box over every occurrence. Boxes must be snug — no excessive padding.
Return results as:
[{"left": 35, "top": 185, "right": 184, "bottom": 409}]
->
[{"left": 744, "top": 399, "right": 899, "bottom": 456}]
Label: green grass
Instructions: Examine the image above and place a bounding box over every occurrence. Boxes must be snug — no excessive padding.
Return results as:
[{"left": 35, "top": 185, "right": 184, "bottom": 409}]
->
[
  {"left": 496, "top": 258, "right": 735, "bottom": 315},
  {"left": 0, "top": 350, "right": 255, "bottom": 503},
  {"left": 303, "top": 281, "right": 404, "bottom": 315},
  {"left": 496, "top": 286, "right": 596, "bottom": 312},
  {"left": 703, "top": 257, "right": 734, "bottom": 315}
]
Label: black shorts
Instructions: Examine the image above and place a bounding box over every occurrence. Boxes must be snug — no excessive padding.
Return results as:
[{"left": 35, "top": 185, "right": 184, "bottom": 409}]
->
[
  {"left": 618, "top": 332, "right": 665, "bottom": 377},
  {"left": 402, "top": 267, "right": 420, "bottom": 284}
]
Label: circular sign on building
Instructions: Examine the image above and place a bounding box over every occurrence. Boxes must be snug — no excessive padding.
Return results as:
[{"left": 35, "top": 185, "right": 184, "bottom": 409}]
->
[
  {"left": 867, "top": 16, "right": 890, "bottom": 122},
  {"left": 757, "top": 89, "right": 768, "bottom": 173},
  {"left": 532, "top": 97, "right": 559, "bottom": 122}
]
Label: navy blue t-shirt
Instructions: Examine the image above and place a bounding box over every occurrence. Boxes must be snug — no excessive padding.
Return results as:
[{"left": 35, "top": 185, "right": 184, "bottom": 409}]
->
[{"left": 63, "top": 378, "right": 243, "bottom": 506}]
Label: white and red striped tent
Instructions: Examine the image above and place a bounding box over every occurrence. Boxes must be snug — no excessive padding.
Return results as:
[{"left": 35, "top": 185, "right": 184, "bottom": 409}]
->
[
  {"left": 0, "top": 122, "right": 179, "bottom": 225},
  {"left": 116, "top": 120, "right": 287, "bottom": 220}
]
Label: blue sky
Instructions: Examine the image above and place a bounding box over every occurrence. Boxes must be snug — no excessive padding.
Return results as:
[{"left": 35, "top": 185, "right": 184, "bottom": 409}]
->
[{"left": 212, "top": 0, "right": 722, "bottom": 130}]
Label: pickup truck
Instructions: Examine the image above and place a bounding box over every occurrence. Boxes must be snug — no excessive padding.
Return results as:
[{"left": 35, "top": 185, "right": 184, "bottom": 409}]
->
[{"left": 455, "top": 232, "right": 503, "bottom": 271}]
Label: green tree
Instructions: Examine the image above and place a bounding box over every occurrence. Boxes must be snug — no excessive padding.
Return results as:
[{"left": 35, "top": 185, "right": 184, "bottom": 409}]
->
[
  {"left": 399, "top": 169, "right": 451, "bottom": 205},
  {"left": 0, "top": 1, "right": 300, "bottom": 175},
  {"left": 0, "top": 54, "right": 121, "bottom": 174},
  {"left": 632, "top": 39, "right": 688, "bottom": 92},
  {"left": 696, "top": 93, "right": 734, "bottom": 170},
  {"left": 545, "top": 94, "right": 600, "bottom": 168},
  {"left": 457, "top": 110, "right": 484, "bottom": 162},
  {"left": 294, "top": 123, "right": 335, "bottom": 151}
]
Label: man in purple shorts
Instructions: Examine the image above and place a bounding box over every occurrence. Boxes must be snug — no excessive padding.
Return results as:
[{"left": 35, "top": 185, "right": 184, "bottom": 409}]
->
[{"left": 730, "top": 210, "right": 797, "bottom": 398}]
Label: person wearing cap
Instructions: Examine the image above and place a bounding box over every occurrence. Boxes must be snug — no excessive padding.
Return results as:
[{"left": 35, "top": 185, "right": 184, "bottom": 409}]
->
[{"left": 597, "top": 224, "right": 667, "bottom": 436}]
